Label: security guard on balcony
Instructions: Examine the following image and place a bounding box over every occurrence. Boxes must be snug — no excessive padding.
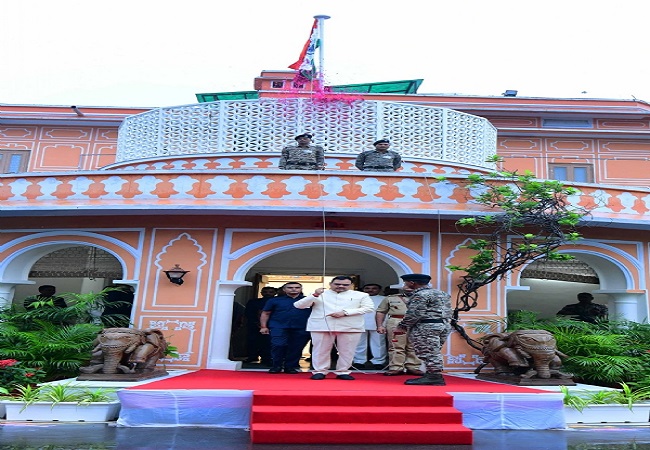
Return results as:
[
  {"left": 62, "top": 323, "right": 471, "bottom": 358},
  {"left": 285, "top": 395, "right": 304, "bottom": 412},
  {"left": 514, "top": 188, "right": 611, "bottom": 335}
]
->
[
  {"left": 278, "top": 133, "right": 325, "bottom": 170},
  {"left": 355, "top": 139, "right": 402, "bottom": 172}
]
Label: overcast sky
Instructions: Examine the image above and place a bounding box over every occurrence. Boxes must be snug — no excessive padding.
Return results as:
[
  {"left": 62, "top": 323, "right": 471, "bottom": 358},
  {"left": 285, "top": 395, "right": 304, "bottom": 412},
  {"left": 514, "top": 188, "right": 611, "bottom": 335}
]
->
[{"left": 2, "top": 0, "right": 649, "bottom": 108}]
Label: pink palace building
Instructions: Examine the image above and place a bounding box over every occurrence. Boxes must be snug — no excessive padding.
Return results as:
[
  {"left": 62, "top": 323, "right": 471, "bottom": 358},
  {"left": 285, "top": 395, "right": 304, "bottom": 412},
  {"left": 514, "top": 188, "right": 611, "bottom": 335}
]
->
[{"left": 1, "top": 70, "right": 650, "bottom": 371}]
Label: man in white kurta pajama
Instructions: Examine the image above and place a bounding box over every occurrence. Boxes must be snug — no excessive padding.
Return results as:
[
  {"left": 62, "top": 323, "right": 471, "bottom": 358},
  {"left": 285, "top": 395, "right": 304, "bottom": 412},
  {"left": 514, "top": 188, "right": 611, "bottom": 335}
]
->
[{"left": 294, "top": 276, "right": 375, "bottom": 380}]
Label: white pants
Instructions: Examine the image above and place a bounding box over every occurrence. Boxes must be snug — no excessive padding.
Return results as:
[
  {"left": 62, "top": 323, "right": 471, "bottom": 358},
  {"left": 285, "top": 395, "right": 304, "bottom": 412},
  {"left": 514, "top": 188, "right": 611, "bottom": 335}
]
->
[
  {"left": 353, "top": 330, "right": 387, "bottom": 365},
  {"left": 311, "top": 331, "right": 362, "bottom": 375}
]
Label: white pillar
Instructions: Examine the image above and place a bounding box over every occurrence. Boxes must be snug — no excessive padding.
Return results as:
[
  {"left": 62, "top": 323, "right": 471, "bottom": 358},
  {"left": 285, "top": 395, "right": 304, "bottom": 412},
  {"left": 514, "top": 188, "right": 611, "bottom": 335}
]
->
[
  {"left": 206, "top": 280, "right": 251, "bottom": 370},
  {"left": 0, "top": 283, "right": 17, "bottom": 309},
  {"left": 0, "top": 281, "right": 34, "bottom": 309},
  {"left": 595, "top": 290, "right": 647, "bottom": 322}
]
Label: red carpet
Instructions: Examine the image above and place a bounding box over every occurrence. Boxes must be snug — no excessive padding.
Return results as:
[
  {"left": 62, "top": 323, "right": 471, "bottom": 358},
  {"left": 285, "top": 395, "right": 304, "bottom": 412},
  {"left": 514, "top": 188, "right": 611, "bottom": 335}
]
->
[
  {"left": 133, "top": 370, "right": 549, "bottom": 445},
  {"left": 134, "top": 369, "right": 549, "bottom": 393}
]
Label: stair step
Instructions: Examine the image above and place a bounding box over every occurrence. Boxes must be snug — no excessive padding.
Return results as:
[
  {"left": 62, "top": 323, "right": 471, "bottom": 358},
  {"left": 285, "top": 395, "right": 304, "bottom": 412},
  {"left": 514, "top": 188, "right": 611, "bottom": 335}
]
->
[
  {"left": 253, "top": 391, "right": 453, "bottom": 407},
  {"left": 252, "top": 405, "right": 463, "bottom": 423},
  {"left": 251, "top": 422, "right": 473, "bottom": 445}
]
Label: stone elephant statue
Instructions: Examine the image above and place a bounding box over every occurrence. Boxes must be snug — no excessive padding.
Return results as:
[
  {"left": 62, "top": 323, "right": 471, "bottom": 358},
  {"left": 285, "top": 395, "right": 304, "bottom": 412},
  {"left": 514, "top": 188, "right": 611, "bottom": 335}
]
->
[
  {"left": 475, "top": 329, "right": 572, "bottom": 381},
  {"left": 79, "top": 327, "right": 168, "bottom": 376}
]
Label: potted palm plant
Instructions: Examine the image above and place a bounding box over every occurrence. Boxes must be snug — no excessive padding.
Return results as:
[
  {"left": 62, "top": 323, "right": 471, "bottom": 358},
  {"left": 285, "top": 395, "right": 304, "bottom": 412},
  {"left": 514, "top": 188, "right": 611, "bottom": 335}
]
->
[
  {"left": 561, "top": 384, "right": 650, "bottom": 424},
  {"left": 0, "top": 382, "right": 120, "bottom": 422}
]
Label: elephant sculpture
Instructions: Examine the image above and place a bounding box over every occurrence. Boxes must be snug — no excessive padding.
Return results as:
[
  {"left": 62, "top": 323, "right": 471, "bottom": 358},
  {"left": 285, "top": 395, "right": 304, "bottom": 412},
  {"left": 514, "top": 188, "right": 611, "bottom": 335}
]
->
[
  {"left": 475, "top": 329, "right": 573, "bottom": 381},
  {"left": 79, "top": 327, "right": 168, "bottom": 377}
]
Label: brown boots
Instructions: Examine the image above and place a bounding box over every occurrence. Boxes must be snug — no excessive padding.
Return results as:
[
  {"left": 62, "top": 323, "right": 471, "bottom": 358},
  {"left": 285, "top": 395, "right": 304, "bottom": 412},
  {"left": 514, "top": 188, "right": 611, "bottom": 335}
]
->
[{"left": 404, "top": 372, "right": 446, "bottom": 385}]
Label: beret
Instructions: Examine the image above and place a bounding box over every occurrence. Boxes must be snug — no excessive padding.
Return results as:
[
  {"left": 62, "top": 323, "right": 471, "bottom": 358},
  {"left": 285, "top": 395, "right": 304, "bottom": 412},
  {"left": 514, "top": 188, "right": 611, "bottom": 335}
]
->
[
  {"left": 400, "top": 273, "right": 432, "bottom": 283},
  {"left": 295, "top": 133, "right": 313, "bottom": 140},
  {"left": 373, "top": 139, "right": 390, "bottom": 146}
]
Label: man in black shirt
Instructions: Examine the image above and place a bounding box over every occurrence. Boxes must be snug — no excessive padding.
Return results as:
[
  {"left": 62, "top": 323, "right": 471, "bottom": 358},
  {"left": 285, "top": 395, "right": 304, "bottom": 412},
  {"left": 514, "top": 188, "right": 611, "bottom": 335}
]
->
[
  {"left": 23, "top": 285, "right": 67, "bottom": 310},
  {"left": 244, "top": 286, "right": 277, "bottom": 365}
]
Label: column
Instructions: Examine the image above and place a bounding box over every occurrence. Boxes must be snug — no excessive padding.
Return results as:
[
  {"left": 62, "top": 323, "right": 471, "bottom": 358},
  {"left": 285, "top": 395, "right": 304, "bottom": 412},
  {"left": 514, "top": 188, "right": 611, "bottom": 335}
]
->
[
  {"left": 206, "top": 280, "right": 251, "bottom": 370},
  {"left": 0, "top": 282, "right": 35, "bottom": 309},
  {"left": 595, "top": 290, "right": 646, "bottom": 322},
  {"left": 0, "top": 283, "right": 18, "bottom": 309}
]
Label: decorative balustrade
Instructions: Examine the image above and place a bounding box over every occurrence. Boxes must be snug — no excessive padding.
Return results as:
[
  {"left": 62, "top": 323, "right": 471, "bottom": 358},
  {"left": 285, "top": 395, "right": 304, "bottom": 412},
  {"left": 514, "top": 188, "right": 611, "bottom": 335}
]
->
[
  {"left": 117, "top": 98, "right": 497, "bottom": 170},
  {"left": 0, "top": 171, "right": 648, "bottom": 224}
]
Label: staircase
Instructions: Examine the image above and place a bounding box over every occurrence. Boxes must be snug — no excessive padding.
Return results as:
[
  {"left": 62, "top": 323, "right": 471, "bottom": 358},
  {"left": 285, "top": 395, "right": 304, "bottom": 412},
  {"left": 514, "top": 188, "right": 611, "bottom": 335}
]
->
[{"left": 250, "top": 390, "right": 473, "bottom": 445}]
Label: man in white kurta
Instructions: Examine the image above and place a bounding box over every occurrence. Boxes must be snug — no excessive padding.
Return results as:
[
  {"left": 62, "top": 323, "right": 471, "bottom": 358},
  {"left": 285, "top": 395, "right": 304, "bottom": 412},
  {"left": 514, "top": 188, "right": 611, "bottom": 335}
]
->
[{"left": 294, "top": 276, "right": 375, "bottom": 380}]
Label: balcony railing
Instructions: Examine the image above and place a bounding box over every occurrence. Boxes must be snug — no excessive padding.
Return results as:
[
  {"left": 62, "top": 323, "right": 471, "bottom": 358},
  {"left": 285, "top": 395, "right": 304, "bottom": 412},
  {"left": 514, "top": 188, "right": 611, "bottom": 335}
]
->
[{"left": 117, "top": 98, "right": 497, "bottom": 170}]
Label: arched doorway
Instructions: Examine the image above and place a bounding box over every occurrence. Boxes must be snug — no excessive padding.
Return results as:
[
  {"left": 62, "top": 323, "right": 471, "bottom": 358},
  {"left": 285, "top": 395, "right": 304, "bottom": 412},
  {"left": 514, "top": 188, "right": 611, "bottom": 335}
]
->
[
  {"left": 507, "top": 247, "right": 648, "bottom": 322},
  {"left": 229, "top": 246, "right": 399, "bottom": 364},
  {"left": 0, "top": 232, "right": 140, "bottom": 313},
  {"left": 13, "top": 245, "right": 125, "bottom": 307}
]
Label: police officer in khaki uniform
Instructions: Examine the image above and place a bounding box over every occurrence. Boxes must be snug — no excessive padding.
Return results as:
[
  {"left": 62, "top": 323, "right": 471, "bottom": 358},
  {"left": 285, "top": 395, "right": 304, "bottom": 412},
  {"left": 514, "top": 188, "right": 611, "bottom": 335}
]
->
[
  {"left": 376, "top": 287, "right": 423, "bottom": 376},
  {"left": 394, "top": 273, "right": 452, "bottom": 386},
  {"left": 354, "top": 139, "right": 402, "bottom": 172},
  {"left": 278, "top": 133, "right": 325, "bottom": 170}
]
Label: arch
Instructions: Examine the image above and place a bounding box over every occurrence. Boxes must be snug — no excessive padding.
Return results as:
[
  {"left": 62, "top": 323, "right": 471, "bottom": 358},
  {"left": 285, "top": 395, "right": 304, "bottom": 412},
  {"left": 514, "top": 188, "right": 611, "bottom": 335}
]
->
[
  {"left": 508, "top": 240, "right": 646, "bottom": 321},
  {"left": 208, "top": 229, "right": 430, "bottom": 370},
  {"left": 1, "top": 243, "right": 131, "bottom": 284},
  {"left": 227, "top": 231, "right": 428, "bottom": 281},
  {"left": 514, "top": 240, "right": 641, "bottom": 291},
  {"left": 0, "top": 232, "right": 141, "bottom": 308}
]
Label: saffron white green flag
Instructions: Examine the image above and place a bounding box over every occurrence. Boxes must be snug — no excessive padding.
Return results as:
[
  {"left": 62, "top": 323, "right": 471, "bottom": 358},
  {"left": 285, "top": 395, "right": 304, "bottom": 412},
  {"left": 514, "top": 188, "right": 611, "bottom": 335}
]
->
[{"left": 288, "top": 19, "right": 320, "bottom": 79}]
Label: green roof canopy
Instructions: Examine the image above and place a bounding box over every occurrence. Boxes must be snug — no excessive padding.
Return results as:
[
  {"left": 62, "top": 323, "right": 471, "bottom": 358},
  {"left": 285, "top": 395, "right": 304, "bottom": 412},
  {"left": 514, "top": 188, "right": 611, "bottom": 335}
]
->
[
  {"left": 195, "top": 91, "right": 259, "bottom": 102},
  {"left": 329, "top": 79, "right": 422, "bottom": 94},
  {"left": 195, "top": 79, "right": 423, "bottom": 103}
]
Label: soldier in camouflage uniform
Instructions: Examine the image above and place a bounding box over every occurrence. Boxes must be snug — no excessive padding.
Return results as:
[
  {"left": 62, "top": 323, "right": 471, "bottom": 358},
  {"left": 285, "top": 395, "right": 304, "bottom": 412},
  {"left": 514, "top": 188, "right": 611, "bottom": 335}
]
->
[
  {"left": 279, "top": 133, "right": 325, "bottom": 170},
  {"left": 394, "top": 273, "right": 452, "bottom": 386},
  {"left": 355, "top": 139, "right": 402, "bottom": 172}
]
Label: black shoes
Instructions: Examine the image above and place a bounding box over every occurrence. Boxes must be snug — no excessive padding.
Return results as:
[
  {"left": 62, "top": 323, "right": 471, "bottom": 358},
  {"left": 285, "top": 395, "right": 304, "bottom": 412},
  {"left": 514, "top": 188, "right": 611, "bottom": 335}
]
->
[
  {"left": 404, "top": 373, "right": 446, "bottom": 385},
  {"left": 268, "top": 367, "right": 282, "bottom": 373},
  {"left": 336, "top": 374, "right": 355, "bottom": 380},
  {"left": 284, "top": 368, "right": 300, "bottom": 374},
  {"left": 309, "top": 373, "right": 355, "bottom": 380}
]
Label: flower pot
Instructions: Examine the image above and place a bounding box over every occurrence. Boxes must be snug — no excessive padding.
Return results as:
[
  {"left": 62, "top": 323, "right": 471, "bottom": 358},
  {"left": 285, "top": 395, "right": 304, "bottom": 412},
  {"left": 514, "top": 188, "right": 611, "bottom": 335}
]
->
[
  {"left": 1, "top": 401, "right": 120, "bottom": 422},
  {"left": 564, "top": 404, "right": 650, "bottom": 424}
]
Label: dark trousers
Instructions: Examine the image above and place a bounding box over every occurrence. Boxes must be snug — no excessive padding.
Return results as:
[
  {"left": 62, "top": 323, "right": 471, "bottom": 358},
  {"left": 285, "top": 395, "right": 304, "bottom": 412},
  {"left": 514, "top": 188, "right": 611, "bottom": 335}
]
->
[
  {"left": 269, "top": 328, "right": 311, "bottom": 369},
  {"left": 246, "top": 326, "right": 271, "bottom": 363}
]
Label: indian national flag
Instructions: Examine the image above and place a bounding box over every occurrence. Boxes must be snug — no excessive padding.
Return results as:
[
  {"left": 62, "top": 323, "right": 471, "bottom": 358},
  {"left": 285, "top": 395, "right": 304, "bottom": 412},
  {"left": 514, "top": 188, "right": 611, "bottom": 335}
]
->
[{"left": 288, "top": 19, "right": 320, "bottom": 79}]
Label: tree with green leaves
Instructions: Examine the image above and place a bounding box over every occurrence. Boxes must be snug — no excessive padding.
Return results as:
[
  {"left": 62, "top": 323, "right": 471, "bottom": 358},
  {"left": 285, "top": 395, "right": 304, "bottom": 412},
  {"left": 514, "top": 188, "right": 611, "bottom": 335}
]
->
[{"left": 438, "top": 159, "right": 590, "bottom": 349}]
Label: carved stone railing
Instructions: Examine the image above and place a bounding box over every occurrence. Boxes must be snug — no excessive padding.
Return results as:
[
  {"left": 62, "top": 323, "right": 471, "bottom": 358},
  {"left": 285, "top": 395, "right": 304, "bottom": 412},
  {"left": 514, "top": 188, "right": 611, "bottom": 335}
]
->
[
  {"left": 0, "top": 170, "right": 647, "bottom": 225},
  {"left": 117, "top": 98, "right": 497, "bottom": 170}
]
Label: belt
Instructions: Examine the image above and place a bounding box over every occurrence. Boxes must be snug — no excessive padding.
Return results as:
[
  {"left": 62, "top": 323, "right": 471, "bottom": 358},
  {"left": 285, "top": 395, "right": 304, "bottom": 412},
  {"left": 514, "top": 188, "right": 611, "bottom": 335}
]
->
[
  {"left": 389, "top": 315, "right": 405, "bottom": 319},
  {"left": 418, "top": 318, "right": 445, "bottom": 324}
]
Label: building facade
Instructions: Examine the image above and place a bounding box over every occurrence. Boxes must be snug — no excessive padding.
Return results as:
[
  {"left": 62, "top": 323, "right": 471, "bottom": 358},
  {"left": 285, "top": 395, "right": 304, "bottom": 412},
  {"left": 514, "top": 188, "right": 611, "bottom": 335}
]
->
[{"left": 1, "top": 70, "right": 649, "bottom": 372}]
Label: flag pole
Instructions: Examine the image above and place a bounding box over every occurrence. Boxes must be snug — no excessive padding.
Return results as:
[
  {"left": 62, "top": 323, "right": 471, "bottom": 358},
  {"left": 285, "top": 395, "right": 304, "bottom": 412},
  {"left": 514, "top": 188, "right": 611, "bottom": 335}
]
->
[{"left": 313, "top": 14, "right": 330, "bottom": 90}]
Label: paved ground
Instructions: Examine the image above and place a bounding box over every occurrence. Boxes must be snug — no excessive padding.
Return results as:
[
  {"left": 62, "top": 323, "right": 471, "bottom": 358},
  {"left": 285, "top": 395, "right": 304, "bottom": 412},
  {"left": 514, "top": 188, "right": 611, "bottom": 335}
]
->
[{"left": 2, "top": 423, "right": 650, "bottom": 449}]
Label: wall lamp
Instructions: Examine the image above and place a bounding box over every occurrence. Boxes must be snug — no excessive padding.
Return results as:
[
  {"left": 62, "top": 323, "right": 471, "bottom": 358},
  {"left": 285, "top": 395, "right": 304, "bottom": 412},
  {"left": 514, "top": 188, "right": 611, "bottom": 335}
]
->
[{"left": 163, "top": 264, "right": 190, "bottom": 285}]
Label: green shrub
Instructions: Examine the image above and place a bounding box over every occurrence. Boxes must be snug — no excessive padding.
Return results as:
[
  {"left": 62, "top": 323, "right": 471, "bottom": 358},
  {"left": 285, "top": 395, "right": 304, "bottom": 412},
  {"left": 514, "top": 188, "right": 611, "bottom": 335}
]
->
[
  {"left": 0, "top": 287, "right": 130, "bottom": 382},
  {"left": 473, "top": 311, "right": 650, "bottom": 387}
]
